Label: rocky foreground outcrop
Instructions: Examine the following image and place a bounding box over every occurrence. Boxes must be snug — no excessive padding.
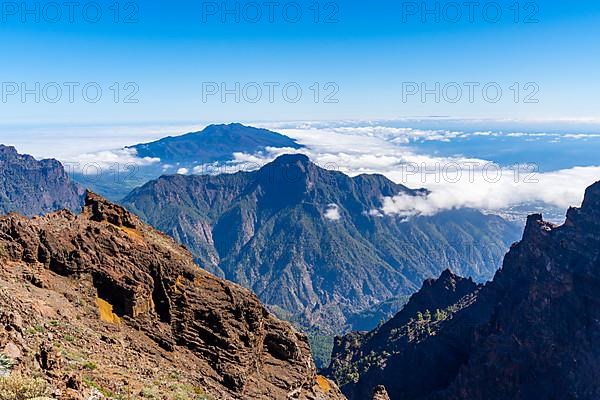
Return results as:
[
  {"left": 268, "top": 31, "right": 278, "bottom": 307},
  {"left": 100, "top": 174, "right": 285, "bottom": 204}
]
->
[
  {"left": 0, "top": 145, "right": 84, "bottom": 216},
  {"left": 329, "top": 180, "right": 600, "bottom": 400},
  {"left": 0, "top": 191, "right": 343, "bottom": 399}
]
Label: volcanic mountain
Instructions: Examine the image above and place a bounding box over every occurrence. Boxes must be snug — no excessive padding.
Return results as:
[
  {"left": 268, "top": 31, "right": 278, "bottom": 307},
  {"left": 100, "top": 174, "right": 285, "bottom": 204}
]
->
[
  {"left": 129, "top": 123, "right": 303, "bottom": 163},
  {"left": 328, "top": 180, "right": 600, "bottom": 400},
  {"left": 73, "top": 123, "right": 304, "bottom": 201},
  {"left": 123, "top": 154, "right": 521, "bottom": 333}
]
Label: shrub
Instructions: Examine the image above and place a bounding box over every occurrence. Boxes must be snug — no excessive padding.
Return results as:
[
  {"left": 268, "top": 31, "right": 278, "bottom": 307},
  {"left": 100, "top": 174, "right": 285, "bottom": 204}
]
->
[
  {"left": 0, "top": 354, "right": 12, "bottom": 376},
  {"left": 423, "top": 309, "right": 431, "bottom": 321},
  {"left": 0, "top": 375, "right": 49, "bottom": 400},
  {"left": 83, "top": 361, "right": 97, "bottom": 370}
]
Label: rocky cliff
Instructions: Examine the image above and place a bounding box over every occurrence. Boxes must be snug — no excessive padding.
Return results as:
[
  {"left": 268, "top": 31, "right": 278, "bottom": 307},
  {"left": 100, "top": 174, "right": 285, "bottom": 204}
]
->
[
  {"left": 327, "top": 270, "right": 480, "bottom": 392},
  {"left": 328, "top": 180, "right": 600, "bottom": 400},
  {"left": 0, "top": 191, "right": 343, "bottom": 400},
  {"left": 0, "top": 145, "right": 84, "bottom": 216}
]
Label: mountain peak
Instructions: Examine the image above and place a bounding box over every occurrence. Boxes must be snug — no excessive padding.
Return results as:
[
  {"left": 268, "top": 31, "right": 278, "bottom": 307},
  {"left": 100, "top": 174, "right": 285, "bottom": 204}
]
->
[
  {"left": 0, "top": 145, "right": 83, "bottom": 216},
  {"left": 130, "top": 123, "right": 302, "bottom": 163},
  {"left": 373, "top": 269, "right": 479, "bottom": 332},
  {"left": 271, "top": 153, "right": 311, "bottom": 166},
  {"left": 438, "top": 268, "right": 456, "bottom": 281},
  {"left": 201, "top": 122, "right": 256, "bottom": 134},
  {"left": 0, "top": 144, "right": 18, "bottom": 156},
  {"left": 208, "top": 122, "right": 245, "bottom": 129},
  {"left": 411, "top": 269, "right": 477, "bottom": 307},
  {"left": 563, "top": 180, "right": 600, "bottom": 231},
  {"left": 421, "top": 268, "right": 475, "bottom": 293},
  {"left": 84, "top": 190, "right": 137, "bottom": 228},
  {"left": 580, "top": 180, "right": 600, "bottom": 214}
]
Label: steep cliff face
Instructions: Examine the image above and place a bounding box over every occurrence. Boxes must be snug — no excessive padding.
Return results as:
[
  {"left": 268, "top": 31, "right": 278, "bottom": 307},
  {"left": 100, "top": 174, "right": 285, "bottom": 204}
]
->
[
  {"left": 124, "top": 154, "right": 520, "bottom": 333},
  {"left": 0, "top": 192, "right": 343, "bottom": 400},
  {"left": 328, "top": 181, "right": 600, "bottom": 400},
  {"left": 0, "top": 145, "right": 84, "bottom": 216},
  {"left": 327, "top": 270, "right": 480, "bottom": 393}
]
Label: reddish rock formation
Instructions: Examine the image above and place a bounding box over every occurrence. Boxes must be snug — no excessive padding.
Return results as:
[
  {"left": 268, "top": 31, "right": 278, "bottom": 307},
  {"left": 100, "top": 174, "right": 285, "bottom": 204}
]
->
[{"left": 0, "top": 191, "right": 344, "bottom": 399}]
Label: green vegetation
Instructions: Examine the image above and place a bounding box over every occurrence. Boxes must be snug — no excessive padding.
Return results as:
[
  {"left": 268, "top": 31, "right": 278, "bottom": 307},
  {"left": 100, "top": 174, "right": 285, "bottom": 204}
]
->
[
  {"left": 333, "top": 301, "right": 470, "bottom": 386},
  {"left": 83, "top": 361, "right": 98, "bottom": 370},
  {"left": 307, "top": 332, "right": 335, "bottom": 369},
  {"left": 434, "top": 308, "right": 449, "bottom": 321},
  {"left": 63, "top": 334, "right": 76, "bottom": 343},
  {"left": 167, "top": 382, "right": 213, "bottom": 400},
  {"left": 0, "top": 354, "right": 12, "bottom": 376},
  {"left": 25, "top": 325, "right": 45, "bottom": 336},
  {"left": 83, "top": 377, "right": 117, "bottom": 398}
]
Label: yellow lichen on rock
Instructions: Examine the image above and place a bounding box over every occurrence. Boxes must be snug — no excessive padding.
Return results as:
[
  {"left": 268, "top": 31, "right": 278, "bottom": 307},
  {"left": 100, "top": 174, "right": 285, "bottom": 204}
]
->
[
  {"left": 316, "top": 375, "right": 331, "bottom": 392},
  {"left": 172, "top": 275, "right": 186, "bottom": 294},
  {"left": 115, "top": 225, "right": 144, "bottom": 242},
  {"left": 95, "top": 297, "right": 121, "bottom": 325}
]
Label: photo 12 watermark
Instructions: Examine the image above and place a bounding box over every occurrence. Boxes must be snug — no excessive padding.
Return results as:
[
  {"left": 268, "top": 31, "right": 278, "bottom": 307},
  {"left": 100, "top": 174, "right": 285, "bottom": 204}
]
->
[
  {"left": 0, "top": 2, "right": 139, "bottom": 24},
  {"left": 396, "top": 161, "right": 539, "bottom": 185},
  {"left": 200, "top": 1, "right": 339, "bottom": 23},
  {"left": 202, "top": 81, "right": 340, "bottom": 103},
  {"left": 402, "top": 82, "right": 540, "bottom": 104},
  {"left": 1, "top": 82, "right": 140, "bottom": 104},
  {"left": 63, "top": 162, "right": 140, "bottom": 183},
  {"left": 400, "top": 2, "right": 540, "bottom": 24}
]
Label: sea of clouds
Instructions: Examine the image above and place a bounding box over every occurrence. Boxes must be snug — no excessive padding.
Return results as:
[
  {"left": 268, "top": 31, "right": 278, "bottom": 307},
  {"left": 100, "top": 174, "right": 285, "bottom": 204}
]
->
[
  {"left": 1, "top": 119, "right": 599, "bottom": 218},
  {"left": 209, "top": 122, "right": 600, "bottom": 217}
]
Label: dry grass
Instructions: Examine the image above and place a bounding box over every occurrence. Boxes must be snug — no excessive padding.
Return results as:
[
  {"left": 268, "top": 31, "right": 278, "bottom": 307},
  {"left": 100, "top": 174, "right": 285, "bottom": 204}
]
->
[
  {"left": 119, "top": 226, "right": 144, "bottom": 242},
  {"left": 0, "top": 375, "right": 49, "bottom": 400}
]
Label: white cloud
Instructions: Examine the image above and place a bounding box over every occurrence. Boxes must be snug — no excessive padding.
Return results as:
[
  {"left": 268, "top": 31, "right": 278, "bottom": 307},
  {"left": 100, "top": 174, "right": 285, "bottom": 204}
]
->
[
  {"left": 177, "top": 167, "right": 189, "bottom": 175},
  {"left": 6, "top": 119, "right": 597, "bottom": 219},
  {"left": 324, "top": 204, "right": 341, "bottom": 221},
  {"left": 66, "top": 148, "right": 160, "bottom": 173},
  {"left": 0, "top": 122, "right": 207, "bottom": 161},
  {"left": 212, "top": 124, "right": 600, "bottom": 217},
  {"left": 374, "top": 164, "right": 600, "bottom": 218}
]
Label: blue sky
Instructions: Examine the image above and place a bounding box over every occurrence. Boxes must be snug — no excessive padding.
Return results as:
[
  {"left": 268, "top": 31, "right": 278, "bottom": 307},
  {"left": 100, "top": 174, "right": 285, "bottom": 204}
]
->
[{"left": 1, "top": 0, "right": 599, "bottom": 124}]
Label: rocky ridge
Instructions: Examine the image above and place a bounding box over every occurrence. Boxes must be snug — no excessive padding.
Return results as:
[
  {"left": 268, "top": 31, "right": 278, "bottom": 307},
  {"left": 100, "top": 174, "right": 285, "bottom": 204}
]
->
[
  {"left": 123, "top": 153, "right": 521, "bottom": 333},
  {"left": 0, "top": 191, "right": 343, "bottom": 399},
  {"left": 0, "top": 145, "right": 84, "bottom": 216},
  {"left": 328, "top": 180, "right": 600, "bottom": 400},
  {"left": 326, "top": 270, "right": 480, "bottom": 391}
]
